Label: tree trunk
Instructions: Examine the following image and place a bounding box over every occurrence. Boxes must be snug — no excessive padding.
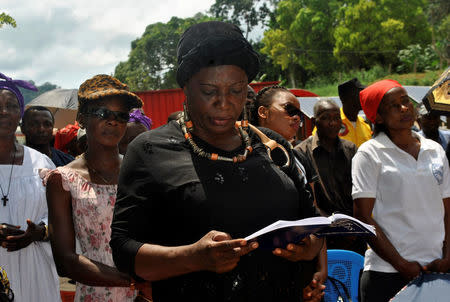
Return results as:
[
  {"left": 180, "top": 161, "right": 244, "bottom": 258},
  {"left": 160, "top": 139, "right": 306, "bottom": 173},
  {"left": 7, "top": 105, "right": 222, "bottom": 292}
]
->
[
  {"left": 245, "top": 19, "right": 250, "bottom": 40},
  {"left": 431, "top": 28, "right": 444, "bottom": 70},
  {"left": 288, "top": 67, "right": 296, "bottom": 88}
]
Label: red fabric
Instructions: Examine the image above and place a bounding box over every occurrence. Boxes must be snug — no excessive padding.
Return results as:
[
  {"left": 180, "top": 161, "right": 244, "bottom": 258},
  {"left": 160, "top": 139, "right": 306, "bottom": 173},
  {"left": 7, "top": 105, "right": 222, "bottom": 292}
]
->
[
  {"left": 359, "top": 79, "right": 402, "bottom": 123},
  {"left": 54, "top": 122, "right": 80, "bottom": 153}
]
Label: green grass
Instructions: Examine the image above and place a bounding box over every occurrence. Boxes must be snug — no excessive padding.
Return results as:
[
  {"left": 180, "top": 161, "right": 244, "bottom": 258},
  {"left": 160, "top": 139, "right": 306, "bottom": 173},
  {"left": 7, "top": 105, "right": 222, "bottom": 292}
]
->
[
  {"left": 306, "top": 84, "right": 337, "bottom": 96},
  {"left": 302, "top": 68, "right": 445, "bottom": 96},
  {"left": 377, "top": 70, "right": 444, "bottom": 86}
]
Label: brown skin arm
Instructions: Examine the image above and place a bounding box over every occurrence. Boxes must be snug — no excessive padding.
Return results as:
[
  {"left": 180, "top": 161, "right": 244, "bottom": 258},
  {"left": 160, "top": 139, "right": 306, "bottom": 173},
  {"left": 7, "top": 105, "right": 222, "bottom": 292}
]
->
[
  {"left": 46, "top": 173, "right": 132, "bottom": 287},
  {"left": 354, "top": 198, "right": 422, "bottom": 280},
  {"left": 423, "top": 197, "right": 450, "bottom": 273},
  {"left": 303, "top": 240, "right": 327, "bottom": 302},
  {"left": 134, "top": 231, "right": 258, "bottom": 281},
  {"left": 1, "top": 219, "right": 45, "bottom": 251}
]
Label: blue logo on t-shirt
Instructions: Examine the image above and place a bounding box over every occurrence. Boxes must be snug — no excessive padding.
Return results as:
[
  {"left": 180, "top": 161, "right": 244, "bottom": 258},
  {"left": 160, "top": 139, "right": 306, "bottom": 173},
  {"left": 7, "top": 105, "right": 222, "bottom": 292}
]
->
[{"left": 432, "top": 163, "right": 444, "bottom": 185}]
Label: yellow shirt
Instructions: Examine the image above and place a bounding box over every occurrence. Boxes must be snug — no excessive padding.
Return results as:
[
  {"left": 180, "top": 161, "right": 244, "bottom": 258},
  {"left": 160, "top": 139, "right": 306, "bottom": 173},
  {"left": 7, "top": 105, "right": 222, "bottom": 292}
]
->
[{"left": 312, "top": 108, "right": 372, "bottom": 147}]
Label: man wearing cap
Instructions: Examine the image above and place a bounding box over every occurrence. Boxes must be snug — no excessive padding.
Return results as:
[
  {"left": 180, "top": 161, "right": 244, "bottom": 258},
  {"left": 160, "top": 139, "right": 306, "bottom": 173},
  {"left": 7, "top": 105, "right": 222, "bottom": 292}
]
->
[
  {"left": 417, "top": 104, "right": 450, "bottom": 150},
  {"left": 337, "top": 78, "right": 372, "bottom": 147},
  {"left": 21, "top": 106, "right": 74, "bottom": 167}
]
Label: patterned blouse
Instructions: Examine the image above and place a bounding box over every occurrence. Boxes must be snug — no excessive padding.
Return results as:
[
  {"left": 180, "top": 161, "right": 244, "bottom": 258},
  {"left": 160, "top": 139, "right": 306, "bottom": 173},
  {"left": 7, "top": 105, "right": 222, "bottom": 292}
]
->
[{"left": 44, "top": 166, "right": 135, "bottom": 302}]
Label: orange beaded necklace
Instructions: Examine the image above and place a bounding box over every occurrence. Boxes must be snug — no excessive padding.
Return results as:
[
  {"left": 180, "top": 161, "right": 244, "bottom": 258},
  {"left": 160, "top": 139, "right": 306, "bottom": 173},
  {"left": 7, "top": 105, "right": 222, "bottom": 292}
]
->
[{"left": 178, "top": 106, "right": 252, "bottom": 163}]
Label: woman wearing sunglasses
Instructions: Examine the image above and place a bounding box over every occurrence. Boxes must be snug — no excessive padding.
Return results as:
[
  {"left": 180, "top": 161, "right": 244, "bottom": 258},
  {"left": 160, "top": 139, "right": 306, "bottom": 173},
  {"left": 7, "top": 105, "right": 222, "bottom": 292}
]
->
[
  {"left": 250, "top": 85, "right": 303, "bottom": 145},
  {"left": 44, "top": 75, "right": 149, "bottom": 301},
  {"left": 250, "top": 85, "right": 327, "bottom": 301}
]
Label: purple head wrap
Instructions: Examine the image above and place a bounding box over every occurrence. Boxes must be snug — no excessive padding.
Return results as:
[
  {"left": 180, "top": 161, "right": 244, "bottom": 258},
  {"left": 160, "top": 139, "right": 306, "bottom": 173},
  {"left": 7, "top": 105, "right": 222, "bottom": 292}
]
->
[
  {"left": 0, "top": 72, "right": 38, "bottom": 117},
  {"left": 129, "top": 109, "right": 152, "bottom": 130}
]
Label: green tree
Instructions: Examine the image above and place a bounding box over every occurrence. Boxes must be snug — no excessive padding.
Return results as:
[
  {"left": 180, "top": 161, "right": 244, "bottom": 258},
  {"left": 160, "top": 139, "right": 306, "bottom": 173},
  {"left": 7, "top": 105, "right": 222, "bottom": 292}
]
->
[
  {"left": 0, "top": 12, "right": 16, "bottom": 28},
  {"left": 397, "top": 44, "right": 439, "bottom": 73},
  {"left": 210, "top": 0, "right": 279, "bottom": 39},
  {"left": 19, "top": 81, "right": 60, "bottom": 104},
  {"left": 426, "top": 0, "right": 450, "bottom": 68},
  {"left": 261, "top": 0, "right": 343, "bottom": 87},
  {"left": 333, "top": 0, "right": 431, "bottom": 70},
  {"left": 114, "top": 14, "right": 214, "bottom": 91}
]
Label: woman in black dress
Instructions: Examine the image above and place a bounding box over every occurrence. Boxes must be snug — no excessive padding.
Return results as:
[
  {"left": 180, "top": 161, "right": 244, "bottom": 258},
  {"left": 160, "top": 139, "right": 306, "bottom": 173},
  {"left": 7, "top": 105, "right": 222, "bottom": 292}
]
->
[
  {"left": 250, "top": 85, "right": 326, "bottom": 300},
  {"left": 110, "top": 21, "right": 323, "bottom": 302}
]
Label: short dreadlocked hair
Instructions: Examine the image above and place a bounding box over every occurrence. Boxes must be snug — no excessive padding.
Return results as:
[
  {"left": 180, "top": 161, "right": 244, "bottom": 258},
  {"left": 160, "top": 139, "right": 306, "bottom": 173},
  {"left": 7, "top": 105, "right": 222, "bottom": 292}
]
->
[{"left": 249, "top": 85, "right": 290, "bottom": 126}]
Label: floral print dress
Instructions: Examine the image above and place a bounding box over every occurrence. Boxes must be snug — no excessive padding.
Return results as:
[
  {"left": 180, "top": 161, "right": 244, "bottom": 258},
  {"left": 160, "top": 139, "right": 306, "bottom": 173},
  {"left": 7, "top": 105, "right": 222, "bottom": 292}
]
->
[{"left": 44, "top": 166, "right": 135, "bottom": 302}]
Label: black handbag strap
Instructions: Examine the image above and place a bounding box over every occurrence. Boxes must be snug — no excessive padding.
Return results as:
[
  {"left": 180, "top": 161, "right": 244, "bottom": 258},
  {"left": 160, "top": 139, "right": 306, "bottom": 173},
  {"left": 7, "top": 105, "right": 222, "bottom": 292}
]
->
[{"left": 327, "top": 276, "right": 352, "bottom": 302}]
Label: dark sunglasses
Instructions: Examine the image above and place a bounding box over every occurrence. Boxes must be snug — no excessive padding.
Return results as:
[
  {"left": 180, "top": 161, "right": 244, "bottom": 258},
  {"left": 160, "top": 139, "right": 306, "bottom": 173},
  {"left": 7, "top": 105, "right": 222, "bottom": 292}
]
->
[
  {"left": 283, "top": 104, "right": 302, "bottom": 117},
  {"left": 89, "top": 108, "right": 130, "bottom": 123}
]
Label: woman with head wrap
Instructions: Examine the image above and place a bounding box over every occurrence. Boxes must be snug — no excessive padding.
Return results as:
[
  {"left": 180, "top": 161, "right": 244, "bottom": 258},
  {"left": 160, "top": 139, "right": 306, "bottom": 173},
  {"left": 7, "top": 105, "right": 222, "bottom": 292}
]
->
[
  {"left": 110, "top": 21, "right": 323, "bottom": 302},
  {"left": 0, "top": 72, "right": 60, "bottom": 301},
  {"left": 44, "top": 75, "right": 150, "bottom": 301},
  {"left": 54, "top": 122, "right": 81, "bottom": 157},
  {"left": 353, "top": 80, "right": 450, "bottom": 302},
  {"left": 119, "top": 108, "right": 152, "bottom": 155}
]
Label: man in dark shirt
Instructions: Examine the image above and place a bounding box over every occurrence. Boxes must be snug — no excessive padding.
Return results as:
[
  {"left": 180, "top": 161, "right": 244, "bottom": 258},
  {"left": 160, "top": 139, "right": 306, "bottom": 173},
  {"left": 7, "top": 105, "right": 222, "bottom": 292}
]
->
[
  {"left": 21, "top": 106, "right": 74, "bottom": 167},
  {"left": 295, "top": 99, "right": 365, "bottom": 254}
]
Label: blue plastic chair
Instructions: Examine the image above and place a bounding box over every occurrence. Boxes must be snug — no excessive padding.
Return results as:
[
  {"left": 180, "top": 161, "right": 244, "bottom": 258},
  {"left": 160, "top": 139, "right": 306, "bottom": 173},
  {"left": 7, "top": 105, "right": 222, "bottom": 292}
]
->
[{"left": 324, "top": 249, "right": 364, "bottom": 302}]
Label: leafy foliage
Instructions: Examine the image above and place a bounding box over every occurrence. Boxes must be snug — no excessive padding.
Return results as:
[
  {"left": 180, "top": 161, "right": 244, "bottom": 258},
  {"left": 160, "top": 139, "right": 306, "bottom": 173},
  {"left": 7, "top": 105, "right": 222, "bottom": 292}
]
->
[
  {"left": 0, "top": 12, "right": 16, "bottom": 28},
  {"left": 114, "top": 0, "right": 444, "bottom": 91},
  {"left": 114, "top": 14, "right": 214, "bottom": 91},
  {"left": 261, "top": 0, "right": 344, "bottom": 87},
  {"left": 210, "top": 0, "right": 278, "bottom": 38},
  {"left": 426, "top": 0, "right": 450, "bottom": 67},
  {"left": 397, "top": 44, "right": 439, "bottom": 73},
  {"left": 333, "top": 0, "right": 431, "bottom": 70}
]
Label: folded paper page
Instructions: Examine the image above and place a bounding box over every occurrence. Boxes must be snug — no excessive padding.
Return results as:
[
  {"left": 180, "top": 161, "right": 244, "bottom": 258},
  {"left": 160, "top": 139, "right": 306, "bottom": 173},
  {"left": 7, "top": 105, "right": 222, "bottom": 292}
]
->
[{"left": 245, "top": 213, "right": 375, "bottom": 249}]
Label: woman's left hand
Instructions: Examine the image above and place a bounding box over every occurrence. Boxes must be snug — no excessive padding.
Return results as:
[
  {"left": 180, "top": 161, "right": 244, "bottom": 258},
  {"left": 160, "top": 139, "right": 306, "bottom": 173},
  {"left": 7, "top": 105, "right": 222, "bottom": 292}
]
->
[
  {"left": 1, "top": 219, "right": 45, "bottom": 252},
  {"left": 272, "top": 235, "right": 324, "bottom": 262},
  {"left": 423, "top": 258, "right": 450, "bottom": 273}
]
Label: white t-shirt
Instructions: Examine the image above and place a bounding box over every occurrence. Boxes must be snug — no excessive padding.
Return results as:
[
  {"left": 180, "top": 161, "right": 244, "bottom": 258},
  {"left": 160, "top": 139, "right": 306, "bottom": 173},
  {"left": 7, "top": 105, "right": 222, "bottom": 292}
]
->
[{"left": 352, "top": 132, "right": 450, "bottom": 273}]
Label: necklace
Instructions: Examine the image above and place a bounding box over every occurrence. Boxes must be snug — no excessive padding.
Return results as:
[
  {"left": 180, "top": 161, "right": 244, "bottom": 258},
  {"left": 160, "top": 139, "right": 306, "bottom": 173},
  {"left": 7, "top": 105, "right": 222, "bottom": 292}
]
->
[
  {"left": 178, "top": 111, "right": 253, "bottom": 163},
  {"left": 83, "top": 153, "right": 114, "bottom": 185},
  {"left": 1, "top": 146, "right": 16, "bottom": 207}
]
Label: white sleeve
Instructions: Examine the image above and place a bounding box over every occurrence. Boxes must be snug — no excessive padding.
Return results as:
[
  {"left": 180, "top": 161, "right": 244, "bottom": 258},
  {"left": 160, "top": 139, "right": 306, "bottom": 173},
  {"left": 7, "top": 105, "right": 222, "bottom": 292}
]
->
[
  {"left": 352, "top": 150, "right": 380, "bottom": 199},
  {"left": 440, "top": 149, "right": 450, "bottom": 198}
]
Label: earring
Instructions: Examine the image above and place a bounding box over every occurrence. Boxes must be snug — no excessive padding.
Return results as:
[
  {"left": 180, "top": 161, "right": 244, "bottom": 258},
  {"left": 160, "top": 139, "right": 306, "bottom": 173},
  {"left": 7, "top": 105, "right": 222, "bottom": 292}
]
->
[
  {"left": 241, "top": 103, "right": 249, "bottom": 131},
  {"left": 183, "top": 102, "right": 194, "bottom": 132}
]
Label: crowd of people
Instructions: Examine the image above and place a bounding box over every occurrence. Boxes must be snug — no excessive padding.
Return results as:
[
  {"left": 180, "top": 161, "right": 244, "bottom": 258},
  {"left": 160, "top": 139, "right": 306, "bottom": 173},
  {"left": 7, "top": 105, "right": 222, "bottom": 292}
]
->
[{"left": 0, "top": 20, "right": 449, "bottom": 302}]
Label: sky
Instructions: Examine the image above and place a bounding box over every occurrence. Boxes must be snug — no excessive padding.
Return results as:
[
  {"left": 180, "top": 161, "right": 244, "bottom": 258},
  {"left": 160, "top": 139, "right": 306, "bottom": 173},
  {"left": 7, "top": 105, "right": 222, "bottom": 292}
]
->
[{"left": 0, "top": 0, "right": 216, "bottom": 89}]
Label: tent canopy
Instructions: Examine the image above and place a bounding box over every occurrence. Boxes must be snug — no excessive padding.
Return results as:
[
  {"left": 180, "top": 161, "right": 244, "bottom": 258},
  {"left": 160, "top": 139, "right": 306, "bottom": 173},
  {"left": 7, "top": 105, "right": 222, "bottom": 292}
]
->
[{"left": 27, "top": 89, "right": 78, "bottom": 128}]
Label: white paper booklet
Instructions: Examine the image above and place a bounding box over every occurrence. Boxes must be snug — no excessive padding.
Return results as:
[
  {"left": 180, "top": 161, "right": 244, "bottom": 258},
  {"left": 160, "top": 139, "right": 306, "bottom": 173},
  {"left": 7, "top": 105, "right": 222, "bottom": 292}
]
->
[{"left": 245, "top": 213, "right": 375, "bottom": 248}]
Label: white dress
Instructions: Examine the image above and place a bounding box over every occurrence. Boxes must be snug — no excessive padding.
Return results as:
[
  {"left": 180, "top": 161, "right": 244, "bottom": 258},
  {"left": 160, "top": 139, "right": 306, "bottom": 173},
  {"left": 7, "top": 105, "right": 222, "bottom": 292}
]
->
[{"left": 0, "top": 146, "right": 60, "bottom": 302}]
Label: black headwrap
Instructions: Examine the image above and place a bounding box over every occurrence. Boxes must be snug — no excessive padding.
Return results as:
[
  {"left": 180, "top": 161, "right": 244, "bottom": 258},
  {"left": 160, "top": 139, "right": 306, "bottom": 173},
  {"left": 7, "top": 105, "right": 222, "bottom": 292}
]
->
[{"left": 176, "top": 21, "right": 260, "bottom": 87}]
